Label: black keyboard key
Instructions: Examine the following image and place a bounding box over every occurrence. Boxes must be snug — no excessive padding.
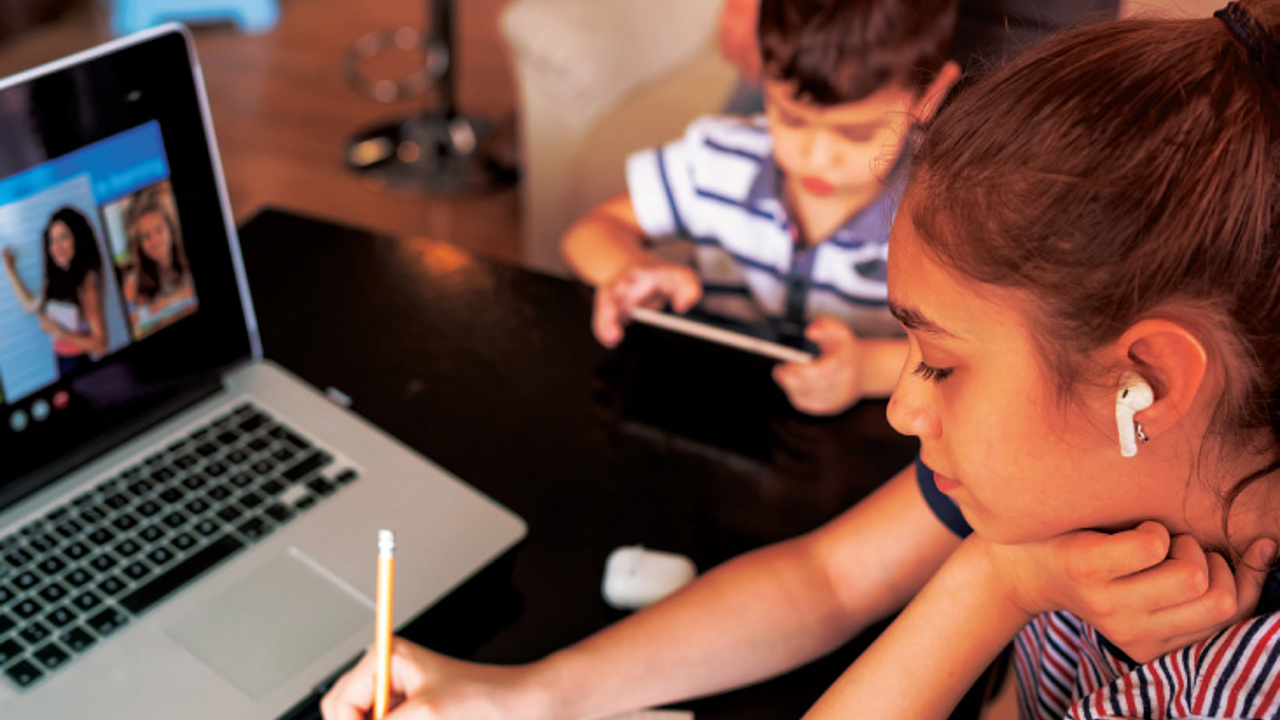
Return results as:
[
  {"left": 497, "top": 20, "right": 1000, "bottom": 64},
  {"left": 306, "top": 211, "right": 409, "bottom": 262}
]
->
[
  {"left": 335, "top": 469, "right": 359, "bottom": 485},
  {"left": 140, "top": 525, "right": 165, "bottom": 543},
  {"left": 183, "top": 474, "right": 209, "bottom": 491},
  {"left": 194, "top": 519, "right": 220, "bottom": 536},
  {"left": 71, "top": 592, "right": 101, "bottom": 612},
  {"left": 216, "top": 506, "right": 241, "bottom": 523},
  {"left": 237, "top": 413, "right": 266, "bottom": 433},
  {"left": 208, "top": 485, "right": 232, "bottom": 501},
  {"left": 206, "top": 462, "right": 228, "bottom": 477},
  {"left": 63, "top": 542, "right": 89, "bottom": 561},
  {"left": 0, "top": 638, "right": 22, "bottom": 665},
  {"left": 283, "top": 452, "right": 331, "bottom": 482},
  {"left": 135, "top": 500, "right": 162, "bottom": 518},
  {"left": 119, "top": 535, "right": 244, "bottom": 615},
  {"left": 87, "top": 528, "right": 113, "bottom": 546},
  {"left": 104, "top": 493, "right": 130, "bottom": 510},
  {"left": 123, "top": 562, "right": 150, "bottom": 580},
  {"left": 127, "top": 480, "right": 153, "bottom": 497},
  {"left": 295, "top": 495, "right": 317, "bottom": 510},
  {"left": 13, "top": 572, "right": 39, "bottom": 590},
  {"left": 238, "top": 517, "right": 271, "bottom": 540},
  {"left": 20, "top": 621, "right": 49, "bottom": 644},
  {"left": 184, "top": 498, "right": 210, "bottom": 515},
  {"left": 216, "top": 431, "right": 238, "bottom": 445},
  {"left": 261, "top": 479, "right": 284, "bottom": 496},
  {"left": 147, "top": 548, "right": 174, "bottom": 566},
  {"left": 172, "top": 533, "right": 196, "bottom": 551},
  {"left": 272, "top": 447, "right": 295, "bottom": 463},
  {"left": 115, "top": 539, "right": 141, "bottom": 557},
  {"left": 64, "top": 568, "right": 91, "bottom": 588},
  {"left": 174, "top": 455, "right": 199, "bottom": 470},
  {"left": 162, "top": 512, "right": 187, "bottom": 529},
  {"left": 46, "top": 606, "right": 77, "bottom": 628},
  {"left": 54, "top": 520, "right": 82, "bottom": 539},
  {"left": 80, "top": 506, "right": 107, "bottom": 525},
  {"left": 0, "top": 613, "right": 13, "bottom": 634},
  {"left": 61, "top": 626, "right": 95, "bottom": 653},
  {"left": 159, "top": 487, "right": 184, "bottom": 504},
  {"left": 98, "top": 576, "right": 126, "bottom": 597},
  {"left": 28, "top": 533, "right": 58, "bottom": 553},
  {"left": 227, "top": 449, "right": 249, "bottom": 464},
  {"left": 239, "top": 492, "right": 264, "bottom": 510},
  {"left": 91, "top": 554, "right": 118, "bottom": 572},
  {"left": 195, "top": 443, "right": 218, "bottom": 458},
  {"left": 306, "top": 477, "right": 336, "bottom": 497},
  {"left": 86, "top": 608, "right": 128, "bottom": 636},
  {"left": 152, "top": 467, "right": 176, "bottom": 483},
  {"left": 264, "top": 504, "right": 293, "bottom": 523},
  {"left": 251, "top": 459, "right": 273, "bottom": 475},
  {"left": 112, "top": 514, "right": 139, "bottom": 532},
  {"left": 231, "top": 472, "right": 254, "bottom": 488},
  {"left": 33, "top": 643, "right": 70, "bottom": 671},
  {"left": 5, "top": 659, "right": 42, "bottom": 687},
  {"left": 38, "top": 584, "right": 67, "bottom": 604},
  {"left": 13, "top": 598, "right": 42, "bottom": 619},
  {"left": 4, "top": 549, "right": 32, "bottom": 568},
  {"left": 37, "top": 557, "right": 65, "bottom": 575},
  {"left": 0, "top": 586, "right": 13, "bottom": 604}
]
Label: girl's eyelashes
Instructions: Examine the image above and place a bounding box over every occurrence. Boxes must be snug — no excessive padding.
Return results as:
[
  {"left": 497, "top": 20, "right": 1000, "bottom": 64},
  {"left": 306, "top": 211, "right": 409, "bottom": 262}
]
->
[{"left": 912, "top": 360, "right": 954, "bottom": 384}]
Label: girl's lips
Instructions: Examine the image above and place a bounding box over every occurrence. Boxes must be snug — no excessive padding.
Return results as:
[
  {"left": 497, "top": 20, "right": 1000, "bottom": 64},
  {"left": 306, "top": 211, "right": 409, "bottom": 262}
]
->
[
  {"left": 800, "top": 176, "right": 835, "bottom": 196},
  {"left": 933, "top": 473, "right": 960, "bottom": 493}
]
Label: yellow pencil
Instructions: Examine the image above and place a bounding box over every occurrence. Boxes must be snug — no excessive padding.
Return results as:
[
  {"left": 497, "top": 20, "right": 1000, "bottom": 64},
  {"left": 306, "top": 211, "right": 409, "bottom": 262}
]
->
[{"left": 374, "top": 529, "right": 395, "bottom": 720}]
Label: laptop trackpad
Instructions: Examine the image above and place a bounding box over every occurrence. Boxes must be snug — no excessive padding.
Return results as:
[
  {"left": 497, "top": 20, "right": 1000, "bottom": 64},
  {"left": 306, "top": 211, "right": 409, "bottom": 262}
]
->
[{"left": 164, "top": 550, "right": 370, "bottom": 699}]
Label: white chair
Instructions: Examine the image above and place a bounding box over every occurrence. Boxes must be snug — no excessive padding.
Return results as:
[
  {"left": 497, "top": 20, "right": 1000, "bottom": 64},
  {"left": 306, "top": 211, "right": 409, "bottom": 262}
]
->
[{"left": 500, "top": 0, "right": 738, "bottom": 275}]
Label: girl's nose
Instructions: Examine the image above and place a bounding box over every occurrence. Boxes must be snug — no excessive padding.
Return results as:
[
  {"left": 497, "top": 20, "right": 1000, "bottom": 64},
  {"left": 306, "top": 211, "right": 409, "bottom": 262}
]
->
[{"left": 887, "top": 376, "right": 941, "bottom": 440}]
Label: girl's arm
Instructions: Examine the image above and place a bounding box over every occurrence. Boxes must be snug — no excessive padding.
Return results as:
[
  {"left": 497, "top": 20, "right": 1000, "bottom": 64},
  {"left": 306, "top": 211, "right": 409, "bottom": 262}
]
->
[
  {"left": 48, "top": 271, "right": 108, "bottom": 355},
  {"left": 527, "top": 464, "right": 962, "bottom": 720},
  {"left": 802, "top": 537, "right": 1029, "bottom": 720},
  {"left": 2, "top": 247, "right": 40, "bottom": 313}
]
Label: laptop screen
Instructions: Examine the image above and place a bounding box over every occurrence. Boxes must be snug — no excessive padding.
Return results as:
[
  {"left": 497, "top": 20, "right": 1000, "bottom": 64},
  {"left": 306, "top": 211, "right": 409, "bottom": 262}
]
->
[{"left": 0, "top": 29, "right": 254, "bottom": 502}]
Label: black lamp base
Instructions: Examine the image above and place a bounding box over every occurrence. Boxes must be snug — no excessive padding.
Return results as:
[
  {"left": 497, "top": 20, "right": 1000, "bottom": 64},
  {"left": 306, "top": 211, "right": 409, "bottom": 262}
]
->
[{"left": 344, "top": 111, "right": 518, "bottom": 195}]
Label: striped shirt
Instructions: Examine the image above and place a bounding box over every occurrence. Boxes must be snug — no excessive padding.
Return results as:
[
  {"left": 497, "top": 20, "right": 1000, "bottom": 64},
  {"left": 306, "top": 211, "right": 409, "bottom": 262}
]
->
[
  {"left": 625, "top": 114, "right": 905, "bottom": 337},
  {"left": 917, "top": 461, "right": 1280, "bottom": 719}
]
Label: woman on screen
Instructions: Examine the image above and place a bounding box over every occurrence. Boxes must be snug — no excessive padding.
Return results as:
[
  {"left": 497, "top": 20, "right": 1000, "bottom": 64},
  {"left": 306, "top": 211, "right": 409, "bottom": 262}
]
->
[
  {"left": 1, "top": 206, "right": 108, "bottom": 375},
  {"left": 121, "top": 189, "right": 195, "bottom": 337}
]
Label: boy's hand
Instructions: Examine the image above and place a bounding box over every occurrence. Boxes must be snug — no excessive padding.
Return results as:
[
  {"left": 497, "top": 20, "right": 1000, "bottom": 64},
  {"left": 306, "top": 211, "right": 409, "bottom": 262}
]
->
[
  {"left": 992, "top": 521, "right": 1276, "bottom": 664},
  {"left": 592, "top": 262, "right": 701, "bottom": 347},
  {"left": 772, "top": 317, "right": 862, "bottom": 415}
]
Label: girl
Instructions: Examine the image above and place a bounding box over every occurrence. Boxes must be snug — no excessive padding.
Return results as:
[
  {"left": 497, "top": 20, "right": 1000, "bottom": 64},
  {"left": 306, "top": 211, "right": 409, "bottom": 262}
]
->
[
  {"left": 122, "top": 189, "right": 194, "bottom": 322},
  {"left": 321, "top": 3, "right": 1280, "bottom": 719},
  {"left": 2, "top": 206, "right": 108, "bottom": 374}
]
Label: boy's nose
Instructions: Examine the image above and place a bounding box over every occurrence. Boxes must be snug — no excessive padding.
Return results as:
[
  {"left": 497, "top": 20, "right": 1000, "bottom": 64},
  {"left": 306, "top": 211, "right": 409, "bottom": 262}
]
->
[{"left": 801, "top": 128, "right": 838, "bottom": 166}]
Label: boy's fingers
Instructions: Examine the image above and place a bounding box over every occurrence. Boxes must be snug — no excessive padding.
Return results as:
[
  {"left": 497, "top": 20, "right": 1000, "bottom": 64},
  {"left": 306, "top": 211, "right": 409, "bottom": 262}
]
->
[{"left": 592, "top": 291, "right": 624, "bottom": 347}]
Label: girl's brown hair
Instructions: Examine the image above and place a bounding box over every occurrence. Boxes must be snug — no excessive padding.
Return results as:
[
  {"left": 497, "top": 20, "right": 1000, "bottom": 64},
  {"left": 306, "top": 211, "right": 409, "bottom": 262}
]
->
[{"left": 909, "top": 2, "right": 1280, "bottom": 527}]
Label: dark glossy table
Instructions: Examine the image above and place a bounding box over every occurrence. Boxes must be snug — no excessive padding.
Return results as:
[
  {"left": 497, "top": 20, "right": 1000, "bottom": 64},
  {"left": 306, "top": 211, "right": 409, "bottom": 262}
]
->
[{"left": 238, "top": 208, "right": 944, "bottom": 720}]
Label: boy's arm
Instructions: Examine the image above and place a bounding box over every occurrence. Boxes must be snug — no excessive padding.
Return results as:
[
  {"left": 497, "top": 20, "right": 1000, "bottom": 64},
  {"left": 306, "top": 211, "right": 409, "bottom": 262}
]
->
[
  {"left": 560, "top": 194, "right": 656, "bottom": 288},
  {"left": 773, "top": 320, "right": 908, "bottom": 415}
]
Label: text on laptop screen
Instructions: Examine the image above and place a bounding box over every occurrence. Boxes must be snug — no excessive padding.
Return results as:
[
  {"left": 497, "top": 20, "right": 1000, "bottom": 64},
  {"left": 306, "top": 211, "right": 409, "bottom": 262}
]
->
[{"left": 0, "top": 32, "right": 255, "bottom": 500}]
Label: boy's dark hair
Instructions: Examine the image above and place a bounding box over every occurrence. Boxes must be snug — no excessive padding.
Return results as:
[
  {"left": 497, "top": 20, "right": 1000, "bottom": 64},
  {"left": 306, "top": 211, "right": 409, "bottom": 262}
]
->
[{"left": 759, "top": 0, "right": 958, "bottom": 105}]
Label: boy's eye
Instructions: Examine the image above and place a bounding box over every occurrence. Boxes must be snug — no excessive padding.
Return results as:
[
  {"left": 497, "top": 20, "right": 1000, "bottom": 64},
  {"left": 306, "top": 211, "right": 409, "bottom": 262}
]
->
[
  {"left": 837, "top": 126, "right": 877, "bottom": 142},
  {"left": 777, "top": 110, "right": 806, "bottom": 127},
  {"left": 912, "top": 361, "right": 953, "bottom": 384}
]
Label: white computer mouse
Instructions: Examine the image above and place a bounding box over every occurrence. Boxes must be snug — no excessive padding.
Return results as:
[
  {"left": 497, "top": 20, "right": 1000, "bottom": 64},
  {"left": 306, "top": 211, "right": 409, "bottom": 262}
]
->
[{"left": 602, "top": 545, "right": 697, "bottom": 610}]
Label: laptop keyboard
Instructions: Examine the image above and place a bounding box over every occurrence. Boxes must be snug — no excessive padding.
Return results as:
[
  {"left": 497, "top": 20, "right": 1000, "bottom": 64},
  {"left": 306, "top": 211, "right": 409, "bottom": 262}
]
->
[{"left": 0, "top": 402, "right": 360, "bottom": 690}]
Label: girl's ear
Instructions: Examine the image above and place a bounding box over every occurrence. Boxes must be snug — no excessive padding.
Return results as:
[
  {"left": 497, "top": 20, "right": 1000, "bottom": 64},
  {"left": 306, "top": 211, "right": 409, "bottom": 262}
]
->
[
  {"left": 1115, "top": 319, "right": 1209, "bottom": 439},
  {"left": 911, "top": 61, "right": 961, "bottom": 125}
]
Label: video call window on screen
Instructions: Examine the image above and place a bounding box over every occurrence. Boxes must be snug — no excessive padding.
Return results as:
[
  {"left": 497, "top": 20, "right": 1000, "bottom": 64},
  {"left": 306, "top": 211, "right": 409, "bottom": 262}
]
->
[{"left": 0, "top": 121, "right": 200, "bottom": 407}]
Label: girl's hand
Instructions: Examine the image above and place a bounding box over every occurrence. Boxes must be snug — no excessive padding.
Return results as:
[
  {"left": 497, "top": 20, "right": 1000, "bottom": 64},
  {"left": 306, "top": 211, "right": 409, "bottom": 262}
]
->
[
  {"left": 991, "top": 522, "right": 1276, "bottom": 663},
  {"left": 592, "top": 262, "right": 702, "bottom": 347},
  {"left": 772, "top": 317, "right": 862, "bottom": 415},
  {"left": 37, "top": 313, "right": 62, "bottom": 337},
  {"left": 319, "top": 637, "right": 546, "bottom": 720}
]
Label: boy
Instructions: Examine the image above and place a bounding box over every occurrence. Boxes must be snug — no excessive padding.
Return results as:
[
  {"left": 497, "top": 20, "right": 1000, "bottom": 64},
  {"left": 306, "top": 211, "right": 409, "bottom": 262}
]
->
[{"left": 561, "top": 0, "right": 961, "bottom": 415}]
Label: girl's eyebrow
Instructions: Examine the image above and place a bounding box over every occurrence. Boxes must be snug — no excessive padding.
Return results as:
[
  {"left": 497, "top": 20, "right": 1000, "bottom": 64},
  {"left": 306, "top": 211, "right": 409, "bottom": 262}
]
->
[{"left": 889, "top": 302, "right": 961, "bottom": 340}]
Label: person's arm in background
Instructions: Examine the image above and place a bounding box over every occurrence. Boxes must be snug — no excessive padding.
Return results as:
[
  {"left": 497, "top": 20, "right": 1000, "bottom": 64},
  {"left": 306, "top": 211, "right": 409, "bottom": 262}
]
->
[
  {"left": 40, "top": 271, "right": 107, "bottom": 355},
  {"left": 773, "top": 319, "right": 908, "bottom": 415},
  {"left": 718, "top": 0, "right": 762, "bottom": 83},
  {"left": 2, "top": 246, "right": 40, "bottom": 313},
  {"left": 321, "top": 464, "right": 963, "bottom": 720},
  {"left": 561, "top": 195, "right": 702, "bottom": 348}
]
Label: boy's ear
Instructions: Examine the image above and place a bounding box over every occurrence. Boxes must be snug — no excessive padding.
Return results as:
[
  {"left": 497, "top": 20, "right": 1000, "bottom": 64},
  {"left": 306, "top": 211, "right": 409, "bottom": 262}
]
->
[
  {"left": 910, "top": 61, "right": 962, "bottom": 124},
  {"left": 1114, "top": 319, "right": 1209, "bottom": 439}
]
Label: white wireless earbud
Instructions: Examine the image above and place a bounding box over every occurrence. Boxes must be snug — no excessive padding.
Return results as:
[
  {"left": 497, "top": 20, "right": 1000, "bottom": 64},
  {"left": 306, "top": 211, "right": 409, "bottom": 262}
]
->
[{"left": 1116, "top": 372, "right": 1154, "bottom": 458}]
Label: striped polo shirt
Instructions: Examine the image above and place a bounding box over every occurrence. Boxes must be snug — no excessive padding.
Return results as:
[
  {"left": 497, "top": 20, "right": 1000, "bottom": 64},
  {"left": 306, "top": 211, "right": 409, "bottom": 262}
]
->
[
  {"left": 625, "top": 114, "right": 906, "bottom": 337},
  {"left": 917, "top": 462, "right": 1280, "bottom": 719}
]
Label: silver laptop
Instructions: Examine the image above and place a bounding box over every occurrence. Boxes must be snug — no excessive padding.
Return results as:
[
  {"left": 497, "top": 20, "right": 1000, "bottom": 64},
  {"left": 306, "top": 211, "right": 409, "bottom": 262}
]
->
[{"left": 0, "top": 24, "right": 526, "bottom": 718}]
